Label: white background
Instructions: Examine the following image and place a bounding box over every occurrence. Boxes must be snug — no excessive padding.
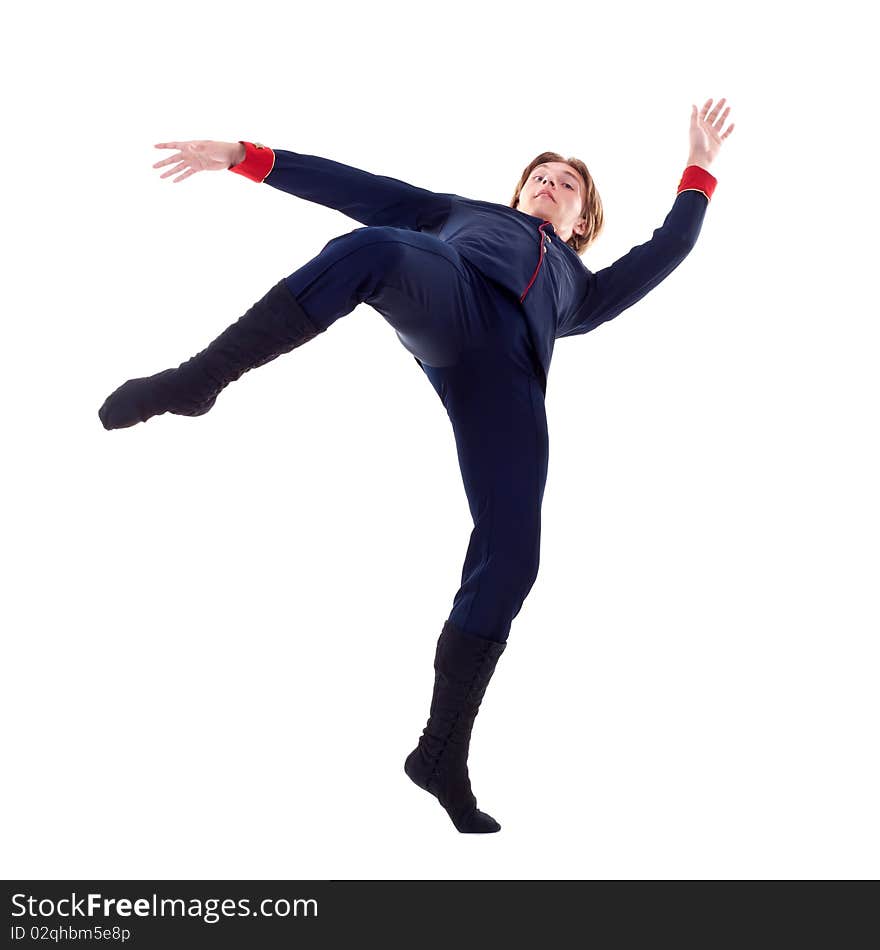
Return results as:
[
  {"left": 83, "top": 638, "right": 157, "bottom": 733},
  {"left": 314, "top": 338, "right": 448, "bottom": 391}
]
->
[{"left": 3, "top": 0, "right": 877, "bottom": 880}]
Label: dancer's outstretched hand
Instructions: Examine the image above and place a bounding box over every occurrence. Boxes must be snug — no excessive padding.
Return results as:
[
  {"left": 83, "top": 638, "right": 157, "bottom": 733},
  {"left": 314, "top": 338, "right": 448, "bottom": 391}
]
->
[
  {"left": 152, "top": 140, "right": 243, "bottom": 183},
  {"left": 688, "top": 98, "right": 735, "bottom": 167}
]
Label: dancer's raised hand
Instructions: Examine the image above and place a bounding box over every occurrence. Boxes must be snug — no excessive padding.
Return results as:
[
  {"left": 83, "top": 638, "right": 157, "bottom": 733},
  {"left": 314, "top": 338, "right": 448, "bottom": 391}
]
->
[
  {"left": 152, "top": 140, "right": 245, "bottom": 183},
  {"left": 688, "top": 98, "right": 735, "bottom": 168}
]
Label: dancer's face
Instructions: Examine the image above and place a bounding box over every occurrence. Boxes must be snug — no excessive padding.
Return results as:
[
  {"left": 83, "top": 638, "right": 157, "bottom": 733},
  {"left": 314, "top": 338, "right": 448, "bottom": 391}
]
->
[{"left": 516, "top": 161, "right": 588, "bottom": 243}]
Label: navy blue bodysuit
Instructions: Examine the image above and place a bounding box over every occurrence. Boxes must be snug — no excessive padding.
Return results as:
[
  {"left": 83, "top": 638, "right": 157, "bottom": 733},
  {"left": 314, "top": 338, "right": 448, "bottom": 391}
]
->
[{"left": 229, "top": 142, "right": 717, "bottom": 642}]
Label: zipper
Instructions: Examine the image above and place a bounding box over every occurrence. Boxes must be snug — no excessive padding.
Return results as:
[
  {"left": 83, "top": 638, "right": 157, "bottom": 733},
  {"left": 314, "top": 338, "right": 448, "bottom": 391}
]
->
[{"left": 519, "top": 221, "right": 553, "bottom": 303}]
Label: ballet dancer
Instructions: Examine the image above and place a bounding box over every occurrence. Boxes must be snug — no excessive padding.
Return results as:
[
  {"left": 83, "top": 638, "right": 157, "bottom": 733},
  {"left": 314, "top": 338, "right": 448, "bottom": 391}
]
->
[{"left": 98, "top": 98, "right": 735, "bottom": 833}]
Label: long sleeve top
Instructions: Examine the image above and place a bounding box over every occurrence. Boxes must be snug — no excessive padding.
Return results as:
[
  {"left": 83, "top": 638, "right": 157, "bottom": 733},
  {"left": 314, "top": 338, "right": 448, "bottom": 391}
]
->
[{"left": 229, "top": 141, "right": 717, "bottom": 394}]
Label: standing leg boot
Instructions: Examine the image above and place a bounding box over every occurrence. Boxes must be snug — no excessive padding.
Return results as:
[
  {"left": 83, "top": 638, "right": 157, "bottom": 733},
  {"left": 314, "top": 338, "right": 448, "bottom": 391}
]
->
[
  {"left": 98, "top": 278, "right": 323, "bottom": 430},
  {"left": 405, "top": 620, "right": 507, "bottom": 833}
]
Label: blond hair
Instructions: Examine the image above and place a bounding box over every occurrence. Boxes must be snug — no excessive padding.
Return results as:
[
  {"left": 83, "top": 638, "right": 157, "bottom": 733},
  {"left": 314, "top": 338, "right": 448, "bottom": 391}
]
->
[{"left": 510, "top": 151, "right": 604, "bottom": 255}]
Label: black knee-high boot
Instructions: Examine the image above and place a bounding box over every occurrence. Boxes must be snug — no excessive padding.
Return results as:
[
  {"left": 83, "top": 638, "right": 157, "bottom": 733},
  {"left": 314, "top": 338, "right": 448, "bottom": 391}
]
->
[
  {"left": 98, "top": 278, "right": 324, "bottom": 430},
  {"left": 405, "top": 620, "right": 507, "bottom": 833}
]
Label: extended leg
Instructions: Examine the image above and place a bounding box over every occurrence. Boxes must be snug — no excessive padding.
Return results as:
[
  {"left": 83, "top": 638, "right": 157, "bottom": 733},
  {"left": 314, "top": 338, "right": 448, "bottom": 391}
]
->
[
  {"left": 98, "top": 279, "right": 322, "bottom": 429},
  {"left": 98, "top": 226, "right": 475, "bottom": 429}
]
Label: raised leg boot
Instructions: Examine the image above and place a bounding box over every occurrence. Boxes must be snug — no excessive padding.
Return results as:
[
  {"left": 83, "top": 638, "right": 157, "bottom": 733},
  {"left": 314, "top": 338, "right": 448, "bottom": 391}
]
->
[{"left": 98, "top": 278, "right": 323, "bottom": 430}]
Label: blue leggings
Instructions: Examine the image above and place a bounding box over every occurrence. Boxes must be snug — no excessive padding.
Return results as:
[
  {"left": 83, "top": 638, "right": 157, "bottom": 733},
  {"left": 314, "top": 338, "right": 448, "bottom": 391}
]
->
[{"left": 283, "top": 226, "right": 549, "bottom": 643}]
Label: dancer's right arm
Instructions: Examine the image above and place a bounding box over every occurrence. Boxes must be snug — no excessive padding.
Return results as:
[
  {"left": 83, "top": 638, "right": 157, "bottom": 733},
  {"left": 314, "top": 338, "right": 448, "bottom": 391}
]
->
[{"left": 228, "top": 140, "right": 453, "bottom": 232}]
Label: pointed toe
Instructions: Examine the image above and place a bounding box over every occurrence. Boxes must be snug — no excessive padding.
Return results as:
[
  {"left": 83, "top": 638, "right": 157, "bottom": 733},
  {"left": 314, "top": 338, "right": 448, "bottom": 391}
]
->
[
  {"left": 98, "top": 379, "right": 148, "bottom": 430},
  {"left": 405, "top": 621, "right": 508, "bottom": 833},
  {"left": 454, "top": 807, "right": 501, "bottom": 834}
]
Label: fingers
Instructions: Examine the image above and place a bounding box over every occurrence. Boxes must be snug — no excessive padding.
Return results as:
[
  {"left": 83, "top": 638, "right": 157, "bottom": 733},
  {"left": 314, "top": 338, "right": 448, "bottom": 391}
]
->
[
  {"left": 154, "top": 143, "right": 185, "bottom": 168},
  {"left": 159, "top": 161, "right": 188, "bottom": 179},
  {"left": 172, "top": 168, "right": 198, "bottom": 184},
  {"left": 712, "top": 100, "right": 730, "bottom": 130},
  {"left": 152, "top": 141, "right": 206, "bottom": 180},
  {"left": 707, "top": 97, "right": 725, "bottom": 122},
  {"left": 698, "top": 98, "right": 734, "bottom": 133}
]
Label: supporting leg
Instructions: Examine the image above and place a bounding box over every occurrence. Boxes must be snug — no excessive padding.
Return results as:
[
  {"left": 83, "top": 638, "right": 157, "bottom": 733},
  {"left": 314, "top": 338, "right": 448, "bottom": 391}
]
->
[{"left": 405, "top": 347, "right": 550, "bottom": 832}]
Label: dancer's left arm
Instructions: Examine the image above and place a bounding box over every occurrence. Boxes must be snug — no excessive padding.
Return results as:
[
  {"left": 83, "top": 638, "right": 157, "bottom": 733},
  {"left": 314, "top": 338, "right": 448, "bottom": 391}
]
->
[
  {"left": 557, "top": 98, "right": 734, "bottom": 338},
  {"left": 556, "top": 169, "right": 716, "bottom": 337}
]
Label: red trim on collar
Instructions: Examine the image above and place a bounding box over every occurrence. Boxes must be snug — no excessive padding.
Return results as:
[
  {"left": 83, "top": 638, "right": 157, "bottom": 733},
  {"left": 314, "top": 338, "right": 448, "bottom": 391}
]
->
[{"left": 520, "top": 221, "right": 553, "bottom": 303}]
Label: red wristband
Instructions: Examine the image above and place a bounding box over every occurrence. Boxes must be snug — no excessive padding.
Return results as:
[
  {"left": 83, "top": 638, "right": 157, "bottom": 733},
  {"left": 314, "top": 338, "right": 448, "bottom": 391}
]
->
[
  {"left": 228, "top": 141, "right": 276, "bottom": 182},
  {"left": 677, "top": 165, "right": 717, "bottom": 200}
]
